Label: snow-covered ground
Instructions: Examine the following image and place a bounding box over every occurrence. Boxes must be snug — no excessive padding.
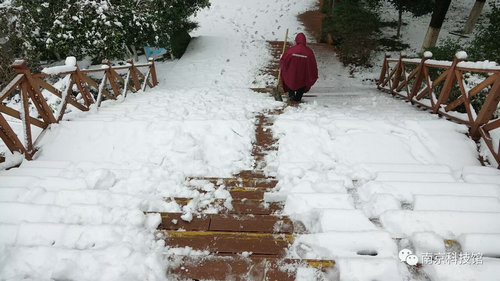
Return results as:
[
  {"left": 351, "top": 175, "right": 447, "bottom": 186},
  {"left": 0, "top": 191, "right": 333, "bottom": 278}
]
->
[{"left": 1, "top": 0, "right": 500, "bottom": 281}]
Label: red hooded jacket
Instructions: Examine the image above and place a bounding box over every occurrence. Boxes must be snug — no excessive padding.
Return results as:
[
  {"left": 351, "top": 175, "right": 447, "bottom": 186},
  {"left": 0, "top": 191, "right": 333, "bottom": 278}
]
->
[{"left": 279, "top": 33, "right": 318, "bottom": 92}]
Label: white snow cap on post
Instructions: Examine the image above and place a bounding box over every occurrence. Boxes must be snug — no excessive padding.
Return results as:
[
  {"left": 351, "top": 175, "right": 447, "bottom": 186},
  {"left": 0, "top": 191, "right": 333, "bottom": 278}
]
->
[
  {"left": 455, "top": 51, "right": 468, "bottom": 60},
  {"left": 423, "top": 51, "right": 433, "bottom": 58},
  {"left": 65, "top": 56, "right": 77, "bottom": 66}
]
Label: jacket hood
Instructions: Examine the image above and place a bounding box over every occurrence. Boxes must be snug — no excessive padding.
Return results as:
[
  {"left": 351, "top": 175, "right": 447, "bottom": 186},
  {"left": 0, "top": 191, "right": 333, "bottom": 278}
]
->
[{"left": 295, "top": 33, "right": 306, "bottom": 45}]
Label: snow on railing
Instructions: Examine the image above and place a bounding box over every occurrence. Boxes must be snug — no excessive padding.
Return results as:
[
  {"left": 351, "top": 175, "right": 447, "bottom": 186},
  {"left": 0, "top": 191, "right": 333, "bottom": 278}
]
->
[
  {"left": 378, "top": 52, "right": 500, "bottom": 168},
  {"left": 0, "top": 57, "right": 158, "bottom": 163}
]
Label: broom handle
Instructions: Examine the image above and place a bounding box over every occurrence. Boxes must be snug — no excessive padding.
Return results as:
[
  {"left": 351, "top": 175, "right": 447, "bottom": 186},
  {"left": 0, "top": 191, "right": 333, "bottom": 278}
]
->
[{"left": 276, "top": 28, "right": 289, "bottom": 88}]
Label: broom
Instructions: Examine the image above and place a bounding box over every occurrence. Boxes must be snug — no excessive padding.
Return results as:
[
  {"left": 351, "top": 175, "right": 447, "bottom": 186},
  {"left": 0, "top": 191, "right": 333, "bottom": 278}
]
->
[{"left": 272, "top": 28, "right": 289, "bottom": 102}]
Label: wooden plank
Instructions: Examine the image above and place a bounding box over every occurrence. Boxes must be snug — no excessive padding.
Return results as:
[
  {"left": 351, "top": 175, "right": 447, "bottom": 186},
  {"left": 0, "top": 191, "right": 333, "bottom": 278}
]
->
[
  {"left": 158, "top": 213, "right": 210, "bottom": 231},
  {"left": 73, "top": 70, "right": 94, "bottom": 107},
  {"left": 209, "top": 214, "right": 294, "bottom": 233},
  {"left": 26, "top": 87, "right": 52, "bottom": 124},
  {"left": 378, "top": 55, "right": 390, "bottom": 86},
  {"left": 172, "top": 198, "right": 283, "bottom": 215},
  {"left": 0, "top": 113, "right": 27, "bottom": 154},
  {"left": 469, "top": 73, "right": 498, "bottom": 96},
  {"left": 158, "top": 213, "right": 294, "bottom": 233},
  {"left": 169, "top": 256, "right": 335, "bottom": 281},
  {"left": 456, "top": 66, "right": 500, "bottom": 73},
  {"left": 470, "top": 76, "right": 500, "bottom": 139},
  {"left": 0, "top": 74, "right": 24, "bottom": 102},
  {"left": 22, "top": 72, "right": 57, "bottom": 124},
  {"left": 129, "top": 64, "right": 141, "bottom": 91},
  {"left": 0, "top": 105, "right": 47, "bottom": 129},
  {"left": 162, "top": 230, "right": 293, "bottom": 255},
  {"left": 56, "top": 81, "right": 74, "bottom": 122},
  {"left": 187, "top": 177, "right": 278, "bottom": 188},
  {"left": 479, "top": 127, "right": 500, "bottom": 166},
  {"left": 230, "top": 189, "right": 266, "bottom": 200},
  {"left": 20, "top": 81, "right": 33, "bottom": 154},
  {"left": 103, "top": 63, "right": 121, "bottom": 97},
  {"left": 36, "top": 78, "right": 88, "bottom": 111},
  {"left": 409, "top": 61, "right": 427, "bottom": 100},
  {"left": 455, "top": 70, "right": 475, "bottom": 124},
  {"left": 80, "top": 72, "right": 115, "bottom": 100},
  {"left": 482, "top": 118, "right": 500, "bottom": 132},
  {"left": 434, "top": 58, "right": 461, "bottom": 114},
  {"left": 135, "top": 67, "right": 153, "bottom": 89},
  {"left": 230, "top": 199, "right": 283, "bottom": 215},
  {"left": 148, "top": 58, "right": 158, "bottom": 86},
  {"left": 431, "top": 69, "right": 450, "bottom": 88},
  {"left": 446, "top": 73, "right": 498, "bottom": 111}
]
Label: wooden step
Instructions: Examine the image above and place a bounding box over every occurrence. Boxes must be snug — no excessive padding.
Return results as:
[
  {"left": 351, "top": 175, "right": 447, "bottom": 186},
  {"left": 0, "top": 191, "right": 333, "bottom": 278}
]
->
[
  {"left": 168, "top": 255, "right": 335, "bottom": 281},
  {"left": 158, "top": 213, "right": 296, "bottom": 233},
  {"left": 187, "top": 176, "right": 278, "bottom": 189},
  {"left": 161, "top": 230, "right": 294, "bottom": 256},
  {"left": 173, "top": 197, "right": 284, "bottom": 215},
  {"left": 230, "top": 188, "right": 266, "bottom": 200}
]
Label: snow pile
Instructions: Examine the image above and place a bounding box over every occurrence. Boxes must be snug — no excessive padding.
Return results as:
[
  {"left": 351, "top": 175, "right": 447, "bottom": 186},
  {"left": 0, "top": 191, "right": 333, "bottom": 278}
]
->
[{"left": 41, "top": 65, "right": 77, "bottom": 75}]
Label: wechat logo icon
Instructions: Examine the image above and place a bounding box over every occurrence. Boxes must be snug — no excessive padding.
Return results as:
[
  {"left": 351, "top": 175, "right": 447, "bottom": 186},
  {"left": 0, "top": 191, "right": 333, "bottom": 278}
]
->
[{"left": 399, "top": 249, "right": 419, "bottom": 266}]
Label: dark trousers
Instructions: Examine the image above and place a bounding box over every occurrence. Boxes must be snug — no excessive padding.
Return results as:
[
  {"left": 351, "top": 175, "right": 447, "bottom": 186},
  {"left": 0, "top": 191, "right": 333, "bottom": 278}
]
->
[{"left": 288, "top": 87, "right": 306, "bottom": 102}]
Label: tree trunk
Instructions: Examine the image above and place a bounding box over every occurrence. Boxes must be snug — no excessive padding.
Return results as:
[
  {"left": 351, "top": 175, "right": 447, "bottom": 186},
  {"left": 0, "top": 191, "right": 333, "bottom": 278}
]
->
[
  {"left": 130, "top": 45, "right": 138, "bottom": 62},
  {"left": 397, "top": 8, "right": 403, "bottom": 38},
  {"left": 421, "top": 0, "right": 452, "bottom": 50},
  {"left": 463, "top": 0, "right": 486, "bottom": 34}
]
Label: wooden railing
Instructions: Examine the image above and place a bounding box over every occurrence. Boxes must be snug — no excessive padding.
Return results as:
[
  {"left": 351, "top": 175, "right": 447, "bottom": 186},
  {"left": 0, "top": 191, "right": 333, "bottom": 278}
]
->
[
  {"left": 377, "top": 53, "right": 500, "bottom": 167},
  {"left": 0, "top": 57, "right": 158, "bottom": 162}
]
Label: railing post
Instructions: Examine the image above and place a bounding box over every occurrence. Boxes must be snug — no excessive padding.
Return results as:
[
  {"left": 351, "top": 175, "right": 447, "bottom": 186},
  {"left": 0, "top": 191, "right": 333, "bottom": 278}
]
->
[
  {"left": 377, "top": 54, "right": 390, "bottom": 88},
  {"left": 148, "top": 58, "right": 158, "bottom": 87},
  {"left": 391, "top": 54, "right": 406, "bottom": 95},
  {"left": 469, "top": 74, "right": 500, "bottom": 140},
  {"left": 433, "top": 54, "right": 466, "bottom": 114},
  {"left": 102, "top": 60, "right": 121, "bottom": 98},
  {"left": 12, "top": 60, "right": 57, "bottom": 124},
  {"left": 128, "top": 59, "right": 141, "bottom": 92},
  {"left": 71, "top": 58, "right": 95, "bottom": 107},
  {"left": 409, "top": 53, "right": 431, "bottom": 101},
  {"left": 11, "top": 60, "right": 35, "bottom": 158},
  {"left": 0, "top": 108, "right": 28, "bottom": 157}
]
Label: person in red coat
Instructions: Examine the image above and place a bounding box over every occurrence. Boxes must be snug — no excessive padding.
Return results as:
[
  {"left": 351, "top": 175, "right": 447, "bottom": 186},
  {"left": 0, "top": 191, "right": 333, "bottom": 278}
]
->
[{"left": 279, "top": 32, "right": 318, "bottom": 102}]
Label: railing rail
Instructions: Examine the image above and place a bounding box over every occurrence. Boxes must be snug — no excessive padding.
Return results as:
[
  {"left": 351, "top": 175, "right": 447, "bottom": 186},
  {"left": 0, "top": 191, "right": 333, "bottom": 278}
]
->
[
  {"left": 377, "top": 52, "right": 500, "bottom": 168},
  {"left": 0, "top": 57, "right": 158, "bottom": 162}
]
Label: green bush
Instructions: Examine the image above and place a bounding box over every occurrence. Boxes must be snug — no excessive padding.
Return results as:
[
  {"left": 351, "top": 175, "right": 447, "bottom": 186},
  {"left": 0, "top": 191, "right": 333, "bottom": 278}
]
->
[
  {"left": 424, "top": 39, "right": 462, "bottom": 61},
  {"left": 322, "top": 0, "right": 381, "bottom": 66},
  {"left": 0, "top": 5, "right": 41, "bottom": 89},
  {"left": 9, "top": 0, "right": 210, "bottom": 64}
]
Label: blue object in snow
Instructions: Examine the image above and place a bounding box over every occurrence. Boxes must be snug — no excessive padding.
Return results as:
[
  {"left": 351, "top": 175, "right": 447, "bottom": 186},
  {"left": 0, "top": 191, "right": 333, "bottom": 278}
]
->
[{"left": 144, "top": 47, "right": 167, "bottom": 59}]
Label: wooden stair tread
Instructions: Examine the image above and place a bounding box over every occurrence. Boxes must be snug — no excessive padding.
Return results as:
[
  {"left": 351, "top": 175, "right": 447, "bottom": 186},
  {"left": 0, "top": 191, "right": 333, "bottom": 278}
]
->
[
  {"left": 158, "top": 213, "right": 296, "bottom": 233},
  {"left": 169, "top": 255, "right": 335, "bottom": 281},
  {"left": 171, "top": 197, "right": 283, "bottom": 215},
  {"left": 161, "top": 230, "right": 294, "bottom": 256},
  {"left": 187, "top": 176, "right": 278, "bottom": 188}
]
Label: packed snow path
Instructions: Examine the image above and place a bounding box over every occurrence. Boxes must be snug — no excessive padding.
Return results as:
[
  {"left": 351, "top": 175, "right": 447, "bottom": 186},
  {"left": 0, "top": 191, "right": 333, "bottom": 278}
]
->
[{"left": 2, "top": 0, "right": 500, "bottom": 281}]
